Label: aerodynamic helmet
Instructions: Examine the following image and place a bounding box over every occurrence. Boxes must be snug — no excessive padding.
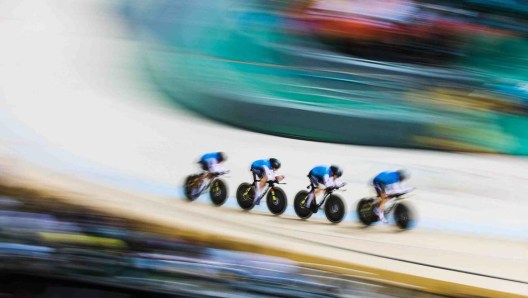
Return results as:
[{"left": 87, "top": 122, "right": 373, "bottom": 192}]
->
[
  {"left": 397, "top": 169, "right": 409, "bottom": 181},
  {"left": 269, "top": 158, "right": 281, "bottom": 170},
  {"left": 329, "top": 165, "right": 342, "bottom": 178},
  {"left": 217, "top": 152, "right": 226, "bottom": 162}
]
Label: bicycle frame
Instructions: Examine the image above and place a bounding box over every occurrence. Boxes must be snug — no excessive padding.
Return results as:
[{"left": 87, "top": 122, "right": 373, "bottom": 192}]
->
[
  {"left": 316, "top": 191, "right": 332, "bottom": 207},
  {"left": 243, "top": 178, "right": 285, "bottom": 201},
  {"left": 384, "top": 195, "right": 407, "bottom": 213},
  {"left": 368, "top": 194, "right": 410, "bottom": 216},
  {"left": 306, "top": 185, "right": 336, "bottom": 207},
  {"left": 196, "top": 172, "right": 226, "bottom": 196}
]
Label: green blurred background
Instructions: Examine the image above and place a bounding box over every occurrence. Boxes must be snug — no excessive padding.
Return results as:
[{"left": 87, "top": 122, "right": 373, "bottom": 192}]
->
[{"left": 122, "top": 0, "right": 528, "bottom": 154}]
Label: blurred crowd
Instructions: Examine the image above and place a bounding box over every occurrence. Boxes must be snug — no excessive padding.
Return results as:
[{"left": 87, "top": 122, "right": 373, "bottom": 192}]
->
[
  {"left": 0, "top": 194, "right": 444, "bottom": 297},
  {"left": 287, "top": 0, "right": 528, "bottom": 111},
  {"left": 285, "top": 0, "right": 527, "bottom": 62}
]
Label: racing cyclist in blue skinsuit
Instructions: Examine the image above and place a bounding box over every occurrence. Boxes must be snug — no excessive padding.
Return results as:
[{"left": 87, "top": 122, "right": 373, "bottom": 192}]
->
[
  {"left": 194, "top": 152, "right": 228, "bottom": 195},
  {"left": 304, "top": 165, "right": 345, "bottom": 211},
  {"left": 250, "top": 158, "right": 284, "bottom": 205},
  {"left": 372, "top": 169, "right": 411, "bottom": 223}
]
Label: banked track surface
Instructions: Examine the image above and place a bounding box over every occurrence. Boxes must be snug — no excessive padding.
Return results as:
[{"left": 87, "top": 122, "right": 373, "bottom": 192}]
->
[{"left": 0, "top": 161, "right": 526, "bottom": 298}]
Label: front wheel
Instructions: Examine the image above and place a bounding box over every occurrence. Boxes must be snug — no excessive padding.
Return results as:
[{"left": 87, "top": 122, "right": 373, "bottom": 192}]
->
[
  {"left": 184, "top": 175, "right": 201, "bottom": 201},
  {"left": 356, "top": 198, "right": 377, "bottom": 226},
  {"left": 293, "top": 190, "right": 313, "bottom": 219},
  {"left": 394, "top": 203, "right": 414, "bottom": 230},
  {"left": 236, "top": 182, "right": 255, "bottom": 211},
  {"left": 210, "top": 179, "right": 228, "bottom": 206},
  {"left": 324, "top": 195, "right": 345, "bottom": 223},
  {"left": 266, "top": 187, "right": 287, "bottom": 215}
]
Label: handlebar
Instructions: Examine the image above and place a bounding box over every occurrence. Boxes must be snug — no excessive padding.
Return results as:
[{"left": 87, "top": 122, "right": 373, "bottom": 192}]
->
[
  {"left": 268, "top": 180, "right": 286, "bottom": 185},
  {"left": 306, "top": 182, "right": 347, "bottom": 190},
  {"left": 212, "top": 170, "right": 230, "bottom": 177},
  {"left": 325, "top": 183, "right": 347, "bottom": 193},
  {"left": 386, "top": 187, "right": 415, "bottom": 198},
  {"left": 330, "top": 182, "right": 347, "bottom": 190}
]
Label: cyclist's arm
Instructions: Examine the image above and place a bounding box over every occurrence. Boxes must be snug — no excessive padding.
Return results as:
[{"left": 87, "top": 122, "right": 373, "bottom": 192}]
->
[
  {"left": 208, "top": 159, "right": 226, "bottom": 174},
  {"left": 263, "top": 166, "right": 276, "bottom": 181},
  {"left": 323, "top": 174, "right": 335, "bottom": 188},
  {"left": 334, "top": 179, "right": 346, "bottom": 188},
  {"left": 387, "top": 182, "right": 413, "bottom": 197}
]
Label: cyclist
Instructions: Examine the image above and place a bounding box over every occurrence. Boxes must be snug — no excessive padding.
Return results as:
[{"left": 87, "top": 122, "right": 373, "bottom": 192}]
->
[
  {"left": 372, "top": 169, "right": 411, "bottom": 223},
  {"left": 304, "top": 165, "right": 344, "bottom": 212},
  {"left": 250, "top": 158, "right": 284, "bottom": 205},
  {"left": 193, "top": 152, "right": 228, "bottom": 195}
]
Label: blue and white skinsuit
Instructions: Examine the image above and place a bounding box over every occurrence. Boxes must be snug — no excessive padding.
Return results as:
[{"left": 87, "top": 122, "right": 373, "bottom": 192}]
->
[
  {"left": 306, "top": 165, "right": 342, "bottom": 206},
  {"left": 372, "top": 171, "right": 410, "bottom": 197},
  {"left": 199, "top": 152, "right": 225, "bottom": 174}
]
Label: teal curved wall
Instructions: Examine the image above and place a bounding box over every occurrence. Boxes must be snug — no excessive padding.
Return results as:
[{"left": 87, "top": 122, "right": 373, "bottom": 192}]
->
[{"left": 122, "top": 0, "right": 528, "bottom": 154}]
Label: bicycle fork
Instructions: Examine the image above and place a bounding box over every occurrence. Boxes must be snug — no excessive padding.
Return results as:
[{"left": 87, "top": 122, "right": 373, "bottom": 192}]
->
[{"left": 269, "top": 188, "right": 279, "bottom": 203}]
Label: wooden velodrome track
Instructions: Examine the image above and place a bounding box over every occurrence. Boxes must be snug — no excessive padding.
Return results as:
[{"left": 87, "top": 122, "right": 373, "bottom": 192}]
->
[
  {"left": 0, "top": 159, "right": 526, "bottom": 298},
  {"left": 0, "top": 1, "right": 526, "bottom": 297}
]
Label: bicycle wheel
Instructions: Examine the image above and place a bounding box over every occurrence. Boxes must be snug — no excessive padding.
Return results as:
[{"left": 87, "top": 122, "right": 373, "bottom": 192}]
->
[
  {"left": 266, "top": 187, "right": 287, "bottom": 215},
  {"left": 210, "top": 179, "right": 228, "bottom": 206},
  {"left": 236, "top": 182, "right": 255, "bottom": 211},
  {"left": 293, "top": 190, "right": 313, "bottom": 219},
  {"left": 184, "top": 175, "right": 201, "bottom": 201},
  {"left": 356, "top": 198, "right": 377, "bottom": 226},
  {"left": 394, "top": 203, "right": 415, "bottom": 230},
  {"left": 324, "top": 195, "right": 345, "bottom": 223}
]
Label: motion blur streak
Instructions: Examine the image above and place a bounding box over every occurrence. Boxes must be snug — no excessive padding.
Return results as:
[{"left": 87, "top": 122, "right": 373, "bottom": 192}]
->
[
  {"left": 1, "top": 194, "right": 443, "bottom": 298},
  {"left": 0, "top": 1, "right": 527, "bottom": 298},
  {"left": 127, "top": 0, "right": 528, "bottom": 154}
]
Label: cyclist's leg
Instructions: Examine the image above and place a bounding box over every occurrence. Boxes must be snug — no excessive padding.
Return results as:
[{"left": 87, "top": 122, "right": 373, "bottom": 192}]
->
[
  {"left": 198, "top": 161, "right": 209, "bottom": 180},
  {"left": 258, "top": 174, "right": 268, "bottom": 198},
  {"left": 374, "top": 181, "right": 382, "bottom": 198},
  {"left": 305, "top": 175, "right": 319, "bottom": 206},
  {"left": 191, "top": 162, "right": 208, "bottom": 195},
  {"left": 258, "top": 171, "right": 271, "bottom": 204},
  {"left": 251, "top": 170, "right": 259, "bottom": 185},
  {"left": 208, "top": 162, "right": 224, "bottom": 177},
  {"left": 373, "top": 181, "right": 388, "bottom": 222},
  {"left": 251, "top": 168, "right": 263, "bottom": 196}
]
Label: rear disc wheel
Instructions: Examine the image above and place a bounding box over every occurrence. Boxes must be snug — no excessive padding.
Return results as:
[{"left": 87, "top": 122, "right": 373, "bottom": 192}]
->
[
  {"left": 325, "top": 195, "right": 345, "bottom": 223},
  {"left": 236, "top": 182, "right": 255, "bottom": 211},
  {"left": 294, "top": 190, "right": 313, "bottom": 219},
  {"left": 210, "top": 179, "right": 228, "bottom": 206}
]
